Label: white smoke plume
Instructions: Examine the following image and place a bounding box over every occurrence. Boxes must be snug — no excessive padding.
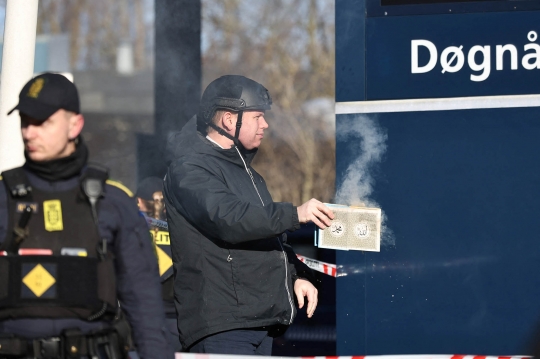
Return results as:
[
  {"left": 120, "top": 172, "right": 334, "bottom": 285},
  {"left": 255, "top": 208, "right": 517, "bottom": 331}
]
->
[{"left": 335, "top": 114, "right": 395, "bottom": 247}]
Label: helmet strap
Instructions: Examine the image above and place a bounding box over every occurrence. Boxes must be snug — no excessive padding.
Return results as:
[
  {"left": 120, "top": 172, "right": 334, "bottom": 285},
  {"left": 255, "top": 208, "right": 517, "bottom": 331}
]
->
[
  {"left": 205, "top": 110, "right": 244, "bottom": 149},
  {"left": 207, "top": 122, "right": 243, "bottom": 148},
  {"left": 234, "top": 111, "right": 243, "bottom": 141}
]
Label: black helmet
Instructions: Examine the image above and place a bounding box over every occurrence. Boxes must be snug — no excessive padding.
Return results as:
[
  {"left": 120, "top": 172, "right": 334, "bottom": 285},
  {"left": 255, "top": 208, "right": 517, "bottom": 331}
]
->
[{"left": 197, "top": 75, "right": 272, "bottom": 146}]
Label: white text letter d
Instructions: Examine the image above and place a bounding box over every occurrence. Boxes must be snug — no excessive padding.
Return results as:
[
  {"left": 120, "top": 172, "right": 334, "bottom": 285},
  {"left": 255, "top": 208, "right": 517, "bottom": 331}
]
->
[{"left": 411, "top": 40, "right": 437, "bottom": 74}]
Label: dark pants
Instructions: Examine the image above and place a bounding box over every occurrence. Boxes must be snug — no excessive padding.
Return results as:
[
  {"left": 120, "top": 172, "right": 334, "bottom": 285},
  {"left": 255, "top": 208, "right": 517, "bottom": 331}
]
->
[{"left": 188, "top": 328, "right": 273, "bottom": 355}]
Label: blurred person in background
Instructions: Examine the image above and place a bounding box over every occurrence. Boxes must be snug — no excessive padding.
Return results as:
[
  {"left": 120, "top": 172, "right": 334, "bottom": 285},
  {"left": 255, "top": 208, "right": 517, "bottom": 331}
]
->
[
  {"left": 136, "top": 176, "right": 166, "bottom": 221},
  {"left": 136, "top": 177, "right": 180, "bottom": 352},
  {"left": 163, "top": 75, "right": 335, "bottom": 355},
  {"left": 0, "top": 73, "right": 173, "bottom": 359}
]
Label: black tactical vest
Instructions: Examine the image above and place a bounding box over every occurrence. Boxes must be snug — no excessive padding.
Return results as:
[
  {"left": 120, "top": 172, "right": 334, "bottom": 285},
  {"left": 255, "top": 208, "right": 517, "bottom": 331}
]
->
[{"left": 0, "top": 167, "right": 117, "bottom": 321}]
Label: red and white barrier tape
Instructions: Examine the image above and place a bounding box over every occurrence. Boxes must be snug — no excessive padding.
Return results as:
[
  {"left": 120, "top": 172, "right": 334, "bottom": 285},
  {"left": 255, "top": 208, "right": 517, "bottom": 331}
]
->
[
  {"left": 175, "top": 354, "right": 530, "bottom": 359},
  {"left": 141, "top": 216, "right": 340, "bottom": 278},
  {"left": 296, "top": 254, "right": 337, "bottom": 277}
]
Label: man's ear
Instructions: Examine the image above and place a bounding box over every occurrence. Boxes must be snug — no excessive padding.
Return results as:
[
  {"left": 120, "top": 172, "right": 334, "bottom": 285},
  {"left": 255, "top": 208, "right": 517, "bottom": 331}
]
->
[
  {"left": 221, "top": 112, "right": 237, "bottom": 132},
  {"left": 68, "top": 114, "right": 84, "bottom": 140}
]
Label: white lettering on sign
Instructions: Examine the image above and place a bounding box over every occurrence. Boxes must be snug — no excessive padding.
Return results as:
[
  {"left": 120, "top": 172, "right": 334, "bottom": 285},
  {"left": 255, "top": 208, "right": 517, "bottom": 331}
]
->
[
  {"left": 440, "top": 45, "right": 464, "bottom": 74},
  {"left": 411, "top": 31, "right": 539, "bottom": 82},
  {"left": 468, "top": 45, "right": 491, "bottom": 82},
  {"left": 411, "top": 40, "right": 438, "bottom": 73}
]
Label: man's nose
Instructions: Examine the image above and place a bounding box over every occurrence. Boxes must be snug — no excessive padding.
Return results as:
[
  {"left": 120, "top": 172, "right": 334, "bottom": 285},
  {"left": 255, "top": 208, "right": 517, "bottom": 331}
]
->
[
  {"left": 261, "top": 116, "right": 269, "bottom": 129},
  {"left": 22, "top": 124, "right": 37, "bottom": 139}
]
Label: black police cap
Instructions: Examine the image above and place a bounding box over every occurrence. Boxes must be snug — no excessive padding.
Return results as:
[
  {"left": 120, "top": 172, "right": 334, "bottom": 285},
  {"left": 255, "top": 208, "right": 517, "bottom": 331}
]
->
[
  {"left": 8, "top": 73, "right": 80, "bottom": 121},
  {"left": 136, "top": 177, "right": 164, "bottom": 201}
]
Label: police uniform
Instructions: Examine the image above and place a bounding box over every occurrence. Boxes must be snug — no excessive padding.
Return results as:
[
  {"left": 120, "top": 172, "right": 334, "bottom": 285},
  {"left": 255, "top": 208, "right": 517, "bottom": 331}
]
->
[
  {"left": 136, "top": 178, "right": 180, "bottom": 352},
  {"left": 147, "top": 218, "right": 179, "bottom": 352},
  {"left": 0, "top": 73, "right": 172, "bottom": 359}
]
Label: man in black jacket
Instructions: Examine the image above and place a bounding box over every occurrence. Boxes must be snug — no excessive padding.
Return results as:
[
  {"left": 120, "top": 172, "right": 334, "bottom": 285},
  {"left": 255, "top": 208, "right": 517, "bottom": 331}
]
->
[
  {"left": 0, "top": 73, "right": 173, "bottom": 359},
  {"left": 163, "top": 75, "right": 334, "bottom": 355}
]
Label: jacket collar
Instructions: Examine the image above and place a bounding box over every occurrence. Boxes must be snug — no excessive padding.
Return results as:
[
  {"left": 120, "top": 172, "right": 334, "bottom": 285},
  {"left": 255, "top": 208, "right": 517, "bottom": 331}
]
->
[{"left": 166, "top": 116, "right": 258, "bottom": 167}]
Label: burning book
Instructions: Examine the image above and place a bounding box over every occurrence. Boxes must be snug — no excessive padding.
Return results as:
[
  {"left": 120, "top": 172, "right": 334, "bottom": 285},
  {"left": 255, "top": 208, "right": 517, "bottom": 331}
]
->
[{"left": 315, "top": 204, "right": 381, "bottom": 252}]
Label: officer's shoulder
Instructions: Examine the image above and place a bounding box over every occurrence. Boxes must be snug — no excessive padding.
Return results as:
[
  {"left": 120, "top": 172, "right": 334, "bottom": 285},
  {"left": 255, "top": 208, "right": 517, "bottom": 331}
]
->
[{"left": 105, "top": 179, "right": 134, "bottom": 198}]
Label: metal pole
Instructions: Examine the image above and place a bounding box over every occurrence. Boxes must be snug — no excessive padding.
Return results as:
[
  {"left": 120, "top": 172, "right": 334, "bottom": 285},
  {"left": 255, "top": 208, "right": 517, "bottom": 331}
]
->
[
  {"left": 0, "top": 0, "right": 39, "bottom": 173},
  {"left": 154, "top": 0, "right": 201, "bottom": 138},
  {"left": 137, "top": 0, "right": 201, "bottom": 180}
]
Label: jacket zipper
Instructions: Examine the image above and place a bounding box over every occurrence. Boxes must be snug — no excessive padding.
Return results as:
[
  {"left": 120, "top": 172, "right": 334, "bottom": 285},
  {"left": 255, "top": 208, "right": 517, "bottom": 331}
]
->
[
  {"left": 235, "top": 147, "right": 264, "bottom": 205},
  {"left": 235, "top": 146, "right": 295, "bottom": 323}
]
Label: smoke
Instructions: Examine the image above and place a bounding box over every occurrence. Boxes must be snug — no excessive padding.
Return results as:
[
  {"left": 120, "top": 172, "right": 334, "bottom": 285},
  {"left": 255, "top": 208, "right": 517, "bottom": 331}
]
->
[{"left": 335, "top": 114, "right": 395, "bottom": 247}]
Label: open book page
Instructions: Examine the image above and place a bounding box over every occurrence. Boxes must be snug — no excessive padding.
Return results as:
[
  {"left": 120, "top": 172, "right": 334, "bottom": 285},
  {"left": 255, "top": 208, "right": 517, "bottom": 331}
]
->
[
  {"left": 317, "top": 205, "right": 350, "bottom": 250},
  {"left": 317, "top": 204, "right": 381, "bottom": 252},
  {"left": 346, "top": 207, "right": 381, "bottom": 252}
]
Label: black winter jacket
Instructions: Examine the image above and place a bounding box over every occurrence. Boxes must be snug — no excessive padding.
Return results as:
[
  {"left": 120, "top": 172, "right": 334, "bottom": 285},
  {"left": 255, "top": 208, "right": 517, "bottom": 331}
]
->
[{"left": 164, "top": 116, "right": 312, "bottom": 349}]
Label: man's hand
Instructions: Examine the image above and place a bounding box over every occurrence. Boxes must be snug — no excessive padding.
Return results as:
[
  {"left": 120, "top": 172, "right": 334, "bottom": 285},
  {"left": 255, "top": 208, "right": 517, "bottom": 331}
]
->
[
  {"left": 294, "top": 279, "right": 318, "bottom": 318},
  {"left": 297, "top": 198, "right": 335, "bottom": 229}
]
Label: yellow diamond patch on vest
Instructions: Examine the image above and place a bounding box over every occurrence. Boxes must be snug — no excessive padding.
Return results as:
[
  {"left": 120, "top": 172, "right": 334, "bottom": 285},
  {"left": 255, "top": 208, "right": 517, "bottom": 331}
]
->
[
  {"left": 27, "top": 78, "right": 45, "bottom": 98},
  {"left": 156, "top": 245, "right": 173, "bottom": 277},
  {"left": 43, "top": 200, "right": 63, "bottom": 231},
  {"left": 22, "top": 264, "right": 56, "bottom": 297}
]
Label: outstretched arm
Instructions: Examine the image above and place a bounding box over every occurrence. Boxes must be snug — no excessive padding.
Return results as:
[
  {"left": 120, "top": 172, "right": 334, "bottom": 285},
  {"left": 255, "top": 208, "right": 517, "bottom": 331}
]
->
[{"left": 165, "top": 161, "right": 299, "bottom": 243}]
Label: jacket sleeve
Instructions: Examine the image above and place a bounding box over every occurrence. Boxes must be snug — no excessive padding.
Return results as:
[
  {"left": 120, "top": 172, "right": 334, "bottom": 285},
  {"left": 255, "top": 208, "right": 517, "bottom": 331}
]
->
[
  {"left": 105, "top": 188, "right": 174, "bottom": 359},
  {"left": 166, "top": 160, "right": 300, "bottom": 244}
]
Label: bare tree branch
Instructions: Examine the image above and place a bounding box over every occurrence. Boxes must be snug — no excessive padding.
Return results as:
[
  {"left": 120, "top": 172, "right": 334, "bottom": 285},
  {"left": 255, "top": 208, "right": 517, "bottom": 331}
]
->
[{"left": 202, "top": 0, "right": 335, "bottom": 204}]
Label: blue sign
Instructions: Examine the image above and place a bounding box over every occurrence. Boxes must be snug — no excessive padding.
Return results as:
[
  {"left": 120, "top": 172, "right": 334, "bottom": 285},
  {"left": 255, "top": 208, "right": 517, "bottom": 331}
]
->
[
  {"left": 336, "top": 107, "right": 540, "bottom": 355},
  {"left": 365, "top": 11, "right": 540, "bottom": 100},
  {"left": 336, "top": 2, "right": 540, "bottom": 356}
]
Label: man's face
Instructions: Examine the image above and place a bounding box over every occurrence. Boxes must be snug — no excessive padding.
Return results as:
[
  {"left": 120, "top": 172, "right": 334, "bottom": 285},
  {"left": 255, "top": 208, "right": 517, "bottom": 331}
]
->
[
  {"left": 237, "top": 110, "right": 268, "bottom": 150},
  {"left": 153, "top": 191, "right": 166, "bottom": 220},
  {"left": 21, "top": 109, "right": 78, "bottom": 162},
  {"left": 137, "top": 198, "right": 152, "bottom": 213}
]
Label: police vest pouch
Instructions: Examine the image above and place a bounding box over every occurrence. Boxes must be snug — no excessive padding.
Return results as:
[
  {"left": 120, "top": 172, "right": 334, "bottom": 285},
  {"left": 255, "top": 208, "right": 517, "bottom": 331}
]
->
[{"left": 0, "top": 256, "right": 110, "bottom": 320}]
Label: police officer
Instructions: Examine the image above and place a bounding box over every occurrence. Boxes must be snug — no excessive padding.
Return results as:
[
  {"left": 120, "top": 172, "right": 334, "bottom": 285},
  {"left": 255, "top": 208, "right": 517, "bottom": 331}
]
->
[
  {"left": 136, "top": 177, "right": 166, "bottom": 220},
  {"left": 136, "top": 177, "right": 180, "bottom": 352},
  {"left": 0, "top": 73, "right": 173, "bottom": 359}
]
